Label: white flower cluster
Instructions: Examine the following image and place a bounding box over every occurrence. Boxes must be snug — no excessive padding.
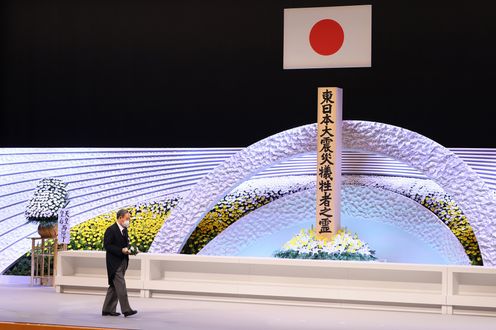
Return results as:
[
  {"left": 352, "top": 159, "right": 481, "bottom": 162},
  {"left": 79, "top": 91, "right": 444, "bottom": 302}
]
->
[
  {"left": 128, "top": 245, "right": 140, "bottom": 255},
  {"left": 135, "top": 198, "right": 179, "bottom": 216},
  {"left": 25, "top": 178, "right": 68, "bottom": 220},
  {"left": 282, "top": 228, "right": 373, "bottom": 256}
]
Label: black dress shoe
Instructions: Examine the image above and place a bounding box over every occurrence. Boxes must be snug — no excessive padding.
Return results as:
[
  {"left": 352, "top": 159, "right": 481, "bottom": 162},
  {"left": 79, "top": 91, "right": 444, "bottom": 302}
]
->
[
  {"left": 102, "top": 311, "right": 121, "bottom": 316},
  {"left": 123, "top": 310, "right": 138, "bottom": 317}
]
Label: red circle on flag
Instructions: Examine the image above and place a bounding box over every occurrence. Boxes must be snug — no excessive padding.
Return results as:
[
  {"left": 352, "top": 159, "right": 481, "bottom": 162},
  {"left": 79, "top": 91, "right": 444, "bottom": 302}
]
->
[{"left": 309, "top": 19, "right": 344, "bottom": 56}]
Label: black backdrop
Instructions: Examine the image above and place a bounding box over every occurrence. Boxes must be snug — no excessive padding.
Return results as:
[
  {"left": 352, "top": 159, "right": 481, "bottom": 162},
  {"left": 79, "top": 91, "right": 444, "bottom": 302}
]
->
[{"left": 1, "top": 0, "right": 495, "bottom": 147}]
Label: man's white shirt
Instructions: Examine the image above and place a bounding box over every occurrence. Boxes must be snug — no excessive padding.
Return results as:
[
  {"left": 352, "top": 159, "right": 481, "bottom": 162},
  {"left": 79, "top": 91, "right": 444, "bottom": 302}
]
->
[{"left": 116, "top": 222, "right": 125, "bottom": 235}]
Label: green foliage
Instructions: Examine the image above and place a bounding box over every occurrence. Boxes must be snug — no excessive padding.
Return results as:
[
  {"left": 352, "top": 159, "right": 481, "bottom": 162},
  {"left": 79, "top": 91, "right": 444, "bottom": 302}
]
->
[
  {"left": 273, "top": 249, "right": 377, "bottom": 261},
  {"left": 3, "top": 253, "right": 31, "bottom": 275},
  {"left": 3, "top": 251, "right": 55, "bottom": 276}
]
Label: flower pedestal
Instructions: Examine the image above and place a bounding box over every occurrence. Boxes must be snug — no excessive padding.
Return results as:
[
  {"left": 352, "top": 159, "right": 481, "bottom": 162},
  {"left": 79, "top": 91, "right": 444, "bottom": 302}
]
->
[{"left": 28, "top": 237, "right": 59, "bottom": 286}]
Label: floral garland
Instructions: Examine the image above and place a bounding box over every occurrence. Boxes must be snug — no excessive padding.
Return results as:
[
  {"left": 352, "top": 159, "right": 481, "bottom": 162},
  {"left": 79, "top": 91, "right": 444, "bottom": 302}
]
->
[
  {"left": 346, "top": 175, "right": 482, "bottom": 265},
  {"left": 25, "top": 178, "right": 68, "bottom": 225},
  {"left": 182, "top": 186, "right": 305, "bottom": 254},
  {"left": 274, "top": 228, "right": 376, "bottom": 261}
]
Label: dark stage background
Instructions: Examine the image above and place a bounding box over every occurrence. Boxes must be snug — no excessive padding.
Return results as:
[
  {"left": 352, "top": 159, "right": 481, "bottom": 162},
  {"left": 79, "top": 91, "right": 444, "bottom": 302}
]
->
[{"left": 1, "top": 0, "right": 495, "bottom": 147}]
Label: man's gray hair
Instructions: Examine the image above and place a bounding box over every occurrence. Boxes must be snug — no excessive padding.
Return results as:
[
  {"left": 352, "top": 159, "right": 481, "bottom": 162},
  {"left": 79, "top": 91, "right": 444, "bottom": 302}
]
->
[{"left": 116, "top": 209, "right": 130, "bottom": 220}]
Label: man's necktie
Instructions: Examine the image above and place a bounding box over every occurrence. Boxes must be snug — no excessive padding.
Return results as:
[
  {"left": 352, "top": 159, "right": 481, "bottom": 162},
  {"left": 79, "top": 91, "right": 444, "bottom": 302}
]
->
[{"left": 122, "top": 228, "right": 129, "bottom": 245}]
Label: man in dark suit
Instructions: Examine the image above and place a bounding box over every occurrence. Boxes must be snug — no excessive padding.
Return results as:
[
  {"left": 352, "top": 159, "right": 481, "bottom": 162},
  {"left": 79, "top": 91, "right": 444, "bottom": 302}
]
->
[{"left": 101, "top": 209, "right": 138, "bottom": 317}]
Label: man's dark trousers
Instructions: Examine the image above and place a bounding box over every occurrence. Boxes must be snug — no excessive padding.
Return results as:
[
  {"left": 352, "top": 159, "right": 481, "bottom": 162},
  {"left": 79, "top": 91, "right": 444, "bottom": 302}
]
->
[{"left": 102, "top": 258, "right": 132, "bottom": 313}]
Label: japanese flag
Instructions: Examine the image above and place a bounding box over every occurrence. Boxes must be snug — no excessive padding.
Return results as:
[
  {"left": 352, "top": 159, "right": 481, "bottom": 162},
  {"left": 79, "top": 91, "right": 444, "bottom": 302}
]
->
[{"left": 284, "top": 5, "right": 372, "bottom": 69}]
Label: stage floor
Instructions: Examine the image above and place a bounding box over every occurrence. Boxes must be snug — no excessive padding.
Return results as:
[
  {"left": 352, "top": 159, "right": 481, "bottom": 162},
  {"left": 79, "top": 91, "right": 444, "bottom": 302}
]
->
[{"left": 0, "top": 277, "right": 495, "bottom": 330}]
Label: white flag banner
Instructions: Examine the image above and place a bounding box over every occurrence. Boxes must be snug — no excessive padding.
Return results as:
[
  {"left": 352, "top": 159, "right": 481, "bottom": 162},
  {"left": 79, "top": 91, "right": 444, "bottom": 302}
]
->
[
  {"left": 284, "top": 5, "right": 372, "bottom": 69},
  {"left": 58, "top": 208, "right": 71, "bottom": 244}
]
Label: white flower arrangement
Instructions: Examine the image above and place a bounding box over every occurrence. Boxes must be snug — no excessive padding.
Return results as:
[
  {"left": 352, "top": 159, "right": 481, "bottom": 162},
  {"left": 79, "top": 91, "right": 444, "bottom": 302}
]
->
[
  {"left": 274, "top": 227, "right": 376, "bottom": 261},
  {"left": 128, "top": 245, "right": 140, "bottom": 256},
  {"left": 25, "top": 178, "right": 68, "bottom": 225}
]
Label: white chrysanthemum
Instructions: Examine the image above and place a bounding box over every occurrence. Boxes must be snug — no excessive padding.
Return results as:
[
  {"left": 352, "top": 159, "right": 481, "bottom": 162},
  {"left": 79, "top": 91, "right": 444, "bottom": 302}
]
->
[{"left": 25, "top": 178, "right": 68, "bottom": 221}]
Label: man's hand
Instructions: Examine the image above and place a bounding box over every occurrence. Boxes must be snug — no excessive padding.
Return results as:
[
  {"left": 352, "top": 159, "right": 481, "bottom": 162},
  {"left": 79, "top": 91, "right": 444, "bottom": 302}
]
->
[{"left": 121, "top": 247, "right": 130, "bottom": 255}]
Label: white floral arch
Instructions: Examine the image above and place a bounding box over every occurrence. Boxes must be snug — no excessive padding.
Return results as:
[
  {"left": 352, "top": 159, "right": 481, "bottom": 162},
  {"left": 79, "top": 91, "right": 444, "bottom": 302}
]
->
[{"left": 149, "top": 121, "right": 496, "bottom": 266}]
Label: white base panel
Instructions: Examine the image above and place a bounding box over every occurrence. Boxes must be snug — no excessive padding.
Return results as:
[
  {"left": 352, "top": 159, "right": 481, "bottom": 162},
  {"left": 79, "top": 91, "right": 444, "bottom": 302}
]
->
[{"left": 54, "top": 251, "right": 496, "bottom": 317}]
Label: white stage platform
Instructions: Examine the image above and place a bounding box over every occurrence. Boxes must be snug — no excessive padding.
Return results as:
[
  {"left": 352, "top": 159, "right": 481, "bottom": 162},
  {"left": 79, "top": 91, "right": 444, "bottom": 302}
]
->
[
  {"left": 1, "top": 275, "right": 496, "bottom": 330},
  {"left": 55, "top": 251, "right": 496, "bottom": 317}
]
